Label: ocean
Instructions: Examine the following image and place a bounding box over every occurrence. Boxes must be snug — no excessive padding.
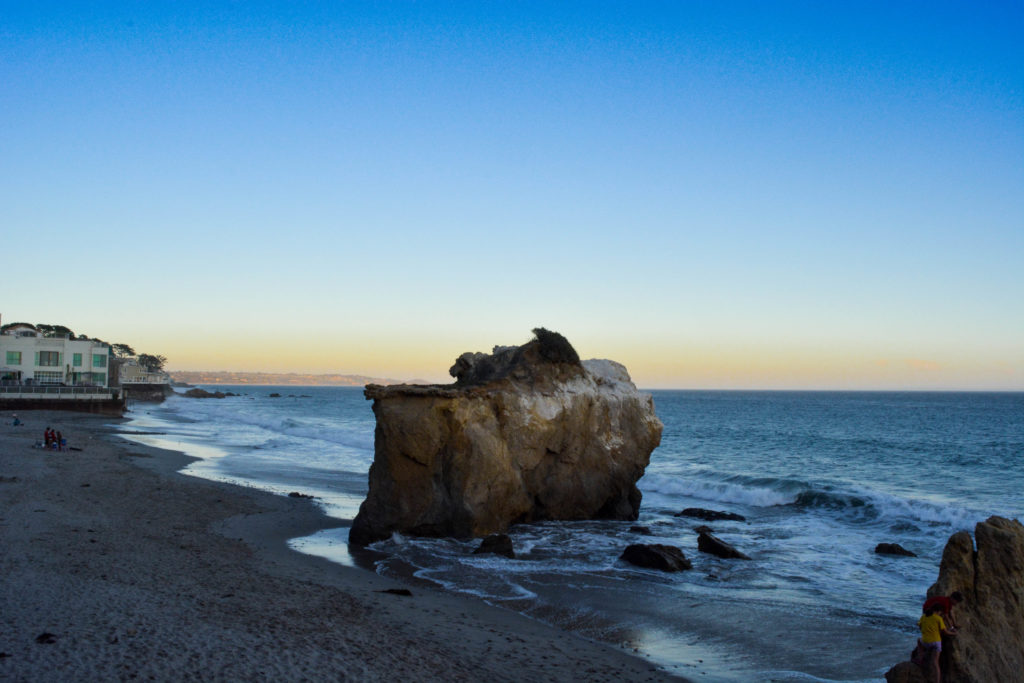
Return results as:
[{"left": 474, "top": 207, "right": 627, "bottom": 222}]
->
[{"left": 118, "top": 388, "right": 1024, "bottom": 682}]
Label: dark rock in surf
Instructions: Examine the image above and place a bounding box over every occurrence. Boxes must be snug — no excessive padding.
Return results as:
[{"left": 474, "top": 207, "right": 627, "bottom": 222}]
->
[
  {"left": 697, "top": 532, "right": 750, "bottom": 560},
  {"left": 183, "top": 388, "right": 227, "bottom": 399},
  {"left": 473, "top": 534, "right": 515, "bottom": 559},
  {"left": 875, "top": 542, "right": 917, "bottom": 557},
  {"left": 268, "top": 393, "right": 282, "bottom": 398},
  {"left": 675, "top": 508, "right": 746, "bottom": 522},
  {"left": 288, "top": 492, "right": 314, "bottom": 499},
  {"left": 620, "top": 544, "right": 692, "bottom": 572},
  {"left": 693, "top": 525, "right": 714, "bottom": 534},
  {"left": 630, "top": 525, "right": 653, "bottom": 536}
]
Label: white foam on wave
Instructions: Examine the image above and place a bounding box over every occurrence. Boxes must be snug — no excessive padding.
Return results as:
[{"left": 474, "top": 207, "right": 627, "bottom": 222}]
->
[
  {"left": 165, "top": 393, "right": 375, "bottom": 453},
  {"left": 412, "top": 567, "right": 540, "bottom": 601},
  {"left": 640, "top": 472, "right": 793, "bottom": 507},
  {"left": 848, "top": 485, "right": 982, "bottom": 531}
]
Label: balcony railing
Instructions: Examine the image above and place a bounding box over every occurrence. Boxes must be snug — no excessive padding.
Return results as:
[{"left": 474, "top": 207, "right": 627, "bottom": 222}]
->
[{"left": 0, "top": 385, "right": 117, "bottom": 399}]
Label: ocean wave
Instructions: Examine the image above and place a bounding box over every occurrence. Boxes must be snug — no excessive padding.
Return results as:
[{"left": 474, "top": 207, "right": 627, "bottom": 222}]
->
[
  {"left": 789, "top": 485, "right": 981, "bottom": 531},
  {"left": 640, "top": 472, "right": 795, "bottom": 507},
  {"left": 164, "top": 394, "right": 375, "bottom": 453},
  {"left": 412, "top": 568, "right": 539, "bottom": 601},
  {"left": 641, "top": 469, "right": 983, "bottom": 533}
]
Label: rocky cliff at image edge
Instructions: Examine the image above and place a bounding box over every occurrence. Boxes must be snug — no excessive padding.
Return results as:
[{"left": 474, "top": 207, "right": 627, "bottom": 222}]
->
[{"left": 886, "top": 516, "right": 1024, "bottom": 683}]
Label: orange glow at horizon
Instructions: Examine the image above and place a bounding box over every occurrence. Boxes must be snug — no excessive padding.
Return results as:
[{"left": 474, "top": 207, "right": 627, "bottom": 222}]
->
[{"left": 157, "top": 332, "right": 1023, "bottom": 391}]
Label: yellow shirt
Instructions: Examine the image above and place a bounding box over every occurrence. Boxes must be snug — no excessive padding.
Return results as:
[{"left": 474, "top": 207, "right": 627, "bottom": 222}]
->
[{"left": 919, "top": 613, "right": 946, "bottom": 643}]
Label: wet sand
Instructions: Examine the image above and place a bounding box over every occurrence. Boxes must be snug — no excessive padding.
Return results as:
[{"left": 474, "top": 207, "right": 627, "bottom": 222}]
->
[{"left": 0, "top": 410, "right": 682, "bottom": 682}]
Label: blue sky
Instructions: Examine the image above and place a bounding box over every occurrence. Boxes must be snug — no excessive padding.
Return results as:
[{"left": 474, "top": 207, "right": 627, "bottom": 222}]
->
[{"left": 3, "top": 2, "right": 1022, "bottom": 388}]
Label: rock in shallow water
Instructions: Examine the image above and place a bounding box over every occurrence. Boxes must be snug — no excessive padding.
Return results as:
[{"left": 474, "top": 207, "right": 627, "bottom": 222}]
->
[
  {"left": 697, "top": 532, "right": 750, "bottom": 560},
  {"left": 675, "top": 508, "right": 746, "bottom": 522},
  {"left": 349, "top": 329, "right": 663, "bottom": 546},
  {"left": 473, "top": 534, "right": 515, "bottom": 559},
  {"left": 620, "top": 544, "right": 692, "bottom": 572},
  {"left": 875, "top": 542, "right": 917, "bottom": 557}
]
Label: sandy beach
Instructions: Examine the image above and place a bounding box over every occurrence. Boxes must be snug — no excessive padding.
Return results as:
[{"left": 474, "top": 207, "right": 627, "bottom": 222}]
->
[{"left": 0, "top": 411, "right": 682, "bottom": 682}]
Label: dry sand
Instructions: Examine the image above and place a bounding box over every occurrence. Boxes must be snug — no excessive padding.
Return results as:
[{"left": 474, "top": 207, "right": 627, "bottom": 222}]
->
[{"left": 0, "top": 411, "right": 683, "bottom": 682}]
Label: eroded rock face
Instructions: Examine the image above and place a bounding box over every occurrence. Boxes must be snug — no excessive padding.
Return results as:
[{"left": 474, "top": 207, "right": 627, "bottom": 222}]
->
[
  {"left": 885, "top": 516, "right": 1024, "bottom": 683},
  {"left": 349, "top": 329, "right": 663, "bottom": 546}
]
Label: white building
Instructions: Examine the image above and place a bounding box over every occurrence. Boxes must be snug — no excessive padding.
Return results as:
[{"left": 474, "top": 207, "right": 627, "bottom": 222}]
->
[
  {"left": 0, "top": 324, "right": 111, "bottom": 387},
  {"left": 114, "top": 357, "right": 171, "bottom": 386}
]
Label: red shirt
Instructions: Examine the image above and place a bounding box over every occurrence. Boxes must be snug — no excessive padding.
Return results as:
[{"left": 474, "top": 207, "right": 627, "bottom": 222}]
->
[{"left": 923, "top": 596, "right": 953, "bottom": 616}]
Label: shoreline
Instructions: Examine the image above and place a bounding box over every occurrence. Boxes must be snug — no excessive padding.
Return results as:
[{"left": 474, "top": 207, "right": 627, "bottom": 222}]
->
[{"left": 0, "top": 410, "right": 684, "bottom": 681}]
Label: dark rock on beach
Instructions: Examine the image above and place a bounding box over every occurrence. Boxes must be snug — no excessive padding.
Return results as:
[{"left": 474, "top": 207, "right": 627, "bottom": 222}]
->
[
  {"left": 675, "top": 508, "right": 746, "bottom": 522},
  {"left": 697, "top": 532, "right": 750, "bottom": 560},
  {"left": 886, "top": 659, "right": 929, "bottom": 683},
  {"left": 884, "top": 661, "right": 927, "bottom": 683},
  {"left": 349, "top": 329, "right": 662, "bottom": 546},
  {"left": 287, "top": 492, "right": 314, "bottom": 499},
  {"left": 884, "top": 516, "right": 1024, "bottom": 683},
  {"left": 629, "top": 525, "right": 653, "bottom": 536},
  {"left": 620, "top": 544, "right": 692, "bottom": 572},
  {"left": 473, "top": 534, "right": 515, "bottom": 559},
  {"left": 875, "top": 542, "right": 917, "bottom": 557},
  {"left": 692, "top": 525, "right": 714, "bottom": 534}
]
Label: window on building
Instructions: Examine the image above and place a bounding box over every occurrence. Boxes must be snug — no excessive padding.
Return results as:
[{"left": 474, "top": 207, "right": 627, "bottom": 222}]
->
[
  {"left": 35, "top": 371, "right": 63, "bottom": 384},
  {"left": 73, "top": 353, "right": 83, "bottom": 367},
  {"left": 37, "top": 351, "right": 61, "bottom": 367},
  {"left": 92, "top": 353, "right": 107, "bottom": 368},
  {"left": 92, "top": 372, "right": 106, "bottom": 385},
  {"left": 5, "top": 351, "right": 21, "bottom": 365}
]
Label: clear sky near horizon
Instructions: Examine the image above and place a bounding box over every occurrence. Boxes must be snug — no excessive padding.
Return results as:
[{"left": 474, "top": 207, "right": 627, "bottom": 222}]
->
[{"left": 3, "top": 2, "right": 1022, "bottom": 389}]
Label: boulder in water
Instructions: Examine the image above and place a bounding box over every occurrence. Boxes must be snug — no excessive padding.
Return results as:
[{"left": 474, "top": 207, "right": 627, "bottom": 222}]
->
[
  {"left": 875, "top": 542, "right": 917, "bottom": 557},
  {"left": 473, "top": 534, "right": 515, "bottom": 559},
  {"left": 675, "top": 508, "right": 746, "bottom": 522},
  {"left": 697, "top": 532, "right": 750, "bottom": 560},
  {"left": 349, "top": 329, "right": 663, "bottom": 546},
  {"left": 183, "top": 388, "right": 227, "bottom": 399},
  {"left": 620, "top": 544, "right": 692, "bottom": 572}
]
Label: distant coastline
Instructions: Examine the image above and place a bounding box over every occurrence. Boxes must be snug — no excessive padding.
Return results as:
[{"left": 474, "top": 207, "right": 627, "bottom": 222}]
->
[{"left": 169, "top": 371, "right": 424, "bottom": 386}]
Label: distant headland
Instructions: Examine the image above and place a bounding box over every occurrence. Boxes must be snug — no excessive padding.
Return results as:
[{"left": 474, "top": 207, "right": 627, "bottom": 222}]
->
[{"left": 169, "top": 371, "right": 423, "bottom": 387}]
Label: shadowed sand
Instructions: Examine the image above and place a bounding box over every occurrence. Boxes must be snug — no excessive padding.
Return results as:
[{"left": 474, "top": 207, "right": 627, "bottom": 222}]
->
[{"left": 0, "top": 411, "right": 684, "bottom": 681}]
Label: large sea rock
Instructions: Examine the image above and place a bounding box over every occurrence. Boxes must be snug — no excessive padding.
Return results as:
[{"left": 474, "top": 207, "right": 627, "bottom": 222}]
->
[
  {"left": 349, "top": 329, "right": 663, "bottom": 546},
  {"left": 884, "top": 516, "right": 1024, "bottom": 683}
]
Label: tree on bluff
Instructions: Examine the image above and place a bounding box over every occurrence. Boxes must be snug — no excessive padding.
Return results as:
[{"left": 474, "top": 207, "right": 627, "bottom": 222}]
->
[
  {"left": 138, "top": 354, "right": 168, "bottom": 372},
  {"left": 111, "top": 343, "right": 136, "bottom": 357}
]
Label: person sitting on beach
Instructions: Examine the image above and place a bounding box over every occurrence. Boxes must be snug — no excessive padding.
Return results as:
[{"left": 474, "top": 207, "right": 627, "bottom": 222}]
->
[
  {"left": 923, "top": 591, "right": 964, "bottom": 629},
  {"left": 919, "top": 602, "right": 956, "bottom": 683}
]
